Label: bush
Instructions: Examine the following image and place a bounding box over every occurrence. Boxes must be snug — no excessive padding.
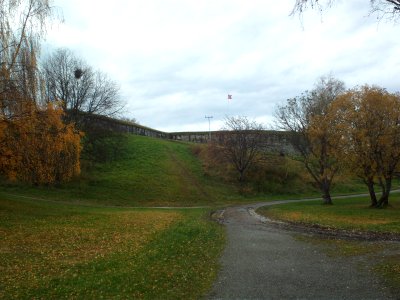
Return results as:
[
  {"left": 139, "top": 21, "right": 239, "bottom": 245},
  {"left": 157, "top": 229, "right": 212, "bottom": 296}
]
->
[{"left": 0, "top": 103, "right": 82, "bottom": 184}]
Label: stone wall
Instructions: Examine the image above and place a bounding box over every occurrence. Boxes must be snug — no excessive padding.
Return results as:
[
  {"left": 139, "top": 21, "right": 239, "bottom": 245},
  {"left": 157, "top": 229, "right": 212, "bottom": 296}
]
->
[
  {"left": 170, "top": 130, "right": 296, "bottom": 155},
  {"left": 169, "top": 131, "right": 211, "bottom": 143},
  {"left": 84, "top": 114, "right": 296, "bottom": 155},
  {"left": 260, "top": 130, "right": 295, "bottom": 154},
  {"left": 81, "top": 114, "right": 169, "bottom": 139}
]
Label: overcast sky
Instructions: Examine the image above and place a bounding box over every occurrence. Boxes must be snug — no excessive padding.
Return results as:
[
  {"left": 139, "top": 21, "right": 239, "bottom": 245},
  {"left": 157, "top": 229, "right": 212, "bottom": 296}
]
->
[{"left": 45, "top": 0, "right": 400, "bottom": 132}]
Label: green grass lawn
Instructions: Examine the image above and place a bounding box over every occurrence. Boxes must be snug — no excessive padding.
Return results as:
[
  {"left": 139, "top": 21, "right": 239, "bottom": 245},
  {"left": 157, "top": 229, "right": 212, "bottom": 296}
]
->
[
  {"left": 257, "top": 196, "right": 400, "bottom": 233},
  {"left": 1, "top": 135, "right": 241, "bottom": 207},
  {"left": 0, "top": 194, "right": 224, "bottom": 299},
  {"left": 2, "top": 134, "right": 378, "bottom": 208}
]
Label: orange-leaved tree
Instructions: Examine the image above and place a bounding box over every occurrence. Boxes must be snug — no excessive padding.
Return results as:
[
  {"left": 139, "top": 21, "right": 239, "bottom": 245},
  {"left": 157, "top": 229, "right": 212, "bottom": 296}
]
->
[
  {"left": 0, "top": 1, "right": 82, "bottom": 185},
  {"left": 332, "top": 85, "right": 400, "bottom": 207},
  {"left": 0, "top": 102, "right": 82, "bottom": 184}
]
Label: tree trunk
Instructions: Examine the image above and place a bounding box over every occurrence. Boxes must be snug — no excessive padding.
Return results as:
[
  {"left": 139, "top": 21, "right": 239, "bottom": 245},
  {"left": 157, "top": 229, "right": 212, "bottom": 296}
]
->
[
  {"left": 365, "top": 178, "right": 378, "bottom": 207},
  {"left": 377, "top": 177, "right": 392, "bottom": 208},
  {"left": 321, "top": 181, "right": 333, "bottom": 205},
  {"left": 238, "top": 170, "right": 244, "bottom": 182},
  {"left": 322, "top": 192, "right": 333, "bottom": 205},
  {"left": 377, "top": 193, "right": 389, "bottom": 208}
]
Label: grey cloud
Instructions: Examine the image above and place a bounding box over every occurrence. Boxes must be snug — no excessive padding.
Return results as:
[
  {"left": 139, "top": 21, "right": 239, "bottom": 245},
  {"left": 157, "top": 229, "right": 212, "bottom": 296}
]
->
[{"left": 49, "top": 0, "right": 400, "bottom": 132}]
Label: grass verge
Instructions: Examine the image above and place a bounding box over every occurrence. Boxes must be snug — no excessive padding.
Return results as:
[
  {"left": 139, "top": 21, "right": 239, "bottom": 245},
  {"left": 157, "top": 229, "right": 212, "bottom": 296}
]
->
[
  {"left": 0, "top": 195, "right": 224, "bottom": 299},
  {"left": 257, "top": 196, "right": 400, "bottom": 233}
]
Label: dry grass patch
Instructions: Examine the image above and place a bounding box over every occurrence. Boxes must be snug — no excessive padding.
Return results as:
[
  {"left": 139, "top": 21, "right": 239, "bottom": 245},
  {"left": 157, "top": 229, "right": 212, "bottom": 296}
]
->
[
  {"left": 0, "top": 196, "right": 225, "bottom": 299},
  {"left": 0, "top": 198, "right": 181, "bottom": 298}
]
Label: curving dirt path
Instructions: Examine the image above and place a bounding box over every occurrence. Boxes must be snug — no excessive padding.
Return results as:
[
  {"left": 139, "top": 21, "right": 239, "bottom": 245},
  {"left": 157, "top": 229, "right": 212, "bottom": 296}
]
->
[{"left": 208, "top": 200, "right": 397, "bottom": 300}]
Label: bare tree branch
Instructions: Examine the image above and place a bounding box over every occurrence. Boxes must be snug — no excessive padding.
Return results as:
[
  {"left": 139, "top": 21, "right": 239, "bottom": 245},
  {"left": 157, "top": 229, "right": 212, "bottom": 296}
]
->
[
  {"left": 216, "top": 116, "right": 264, "bottom": 182},
  {"left": 275, "top": 75, "right": 345, "bottom": 204},
  {"left": 0, "top": 0, "right": 56, "bottom": 121},
  {"left": 41, "top": 48, "right": 124, "bottom": 127},
  {"left": 292, "top": 0, "right": 400, "bottom": 21}
]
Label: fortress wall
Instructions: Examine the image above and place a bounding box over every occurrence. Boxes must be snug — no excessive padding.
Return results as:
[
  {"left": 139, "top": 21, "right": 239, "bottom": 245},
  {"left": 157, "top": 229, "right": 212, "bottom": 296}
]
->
[
  {"left": 85, "top": 114, "right": 296, "bottom": 155},
  {"left": 169, "top": 131, "right": 211, "bottom": 143},
  {"left": 82, "top": 113, "right": 169, "bottom": 139}
]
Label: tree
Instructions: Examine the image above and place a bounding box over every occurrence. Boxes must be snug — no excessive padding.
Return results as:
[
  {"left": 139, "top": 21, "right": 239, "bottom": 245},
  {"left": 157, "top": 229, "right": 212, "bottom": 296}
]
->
[
  {"left": 215, "top": 116, "right": 264, "bottom": 182},
  {"left": 332, "top": 85, "right": 400, "bottom": 207},
  {"left": 276, "top": 75, "right": 345, "bottom": 204},
  {"left": 292, "top": 0, "right": 400, "bottom": 21},
  {"left": 41, "top": 48, "right": 123, "bottom": 127},
  {"left": 0, "top": 1, "right": 83, "bottom": 185},
  {"left": 0, "top": 0, "right": 55, "bottom": 122},
  {"left": 0, "top": 102, "right": 82, "bottom": 184},
  {"left": 41, "top": 48, "right": 129, "bottom": 163}
]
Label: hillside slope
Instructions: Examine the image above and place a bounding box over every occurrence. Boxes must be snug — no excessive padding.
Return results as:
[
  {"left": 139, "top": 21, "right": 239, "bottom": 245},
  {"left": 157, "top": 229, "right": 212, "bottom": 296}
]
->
[
  {"left": 1, "top": 134, "right": 372, "bottom": 207},
  {"left": 1, "top": 135, "right": 236, "bottom": 207}
]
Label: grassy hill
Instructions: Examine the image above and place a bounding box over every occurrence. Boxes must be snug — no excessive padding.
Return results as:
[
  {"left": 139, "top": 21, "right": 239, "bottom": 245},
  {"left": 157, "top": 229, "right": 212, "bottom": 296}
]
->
[
  {"left": 1, "top": 135, "right": 242, "bottom": 207},
  {"left": 1, "top": 134, "right": 373, "bottom": 207}
]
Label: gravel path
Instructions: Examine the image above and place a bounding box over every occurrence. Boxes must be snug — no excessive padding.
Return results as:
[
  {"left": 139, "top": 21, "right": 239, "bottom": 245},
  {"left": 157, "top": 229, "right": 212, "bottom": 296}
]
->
[{"left": 207, "top": 201, "right": 396, "bottom": 300}]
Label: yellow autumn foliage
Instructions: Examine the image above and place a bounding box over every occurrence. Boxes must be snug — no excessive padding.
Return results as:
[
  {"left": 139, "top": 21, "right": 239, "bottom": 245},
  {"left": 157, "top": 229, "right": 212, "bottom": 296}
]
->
[
  {"left": 0, "top": 102, "right": 82, "bottom": 184},
  {"left": 330, "top": 85, "right": 400, "bottom": 206},
  {"left": 0, "top": 0, "right": 81, "bottom": 184}
]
